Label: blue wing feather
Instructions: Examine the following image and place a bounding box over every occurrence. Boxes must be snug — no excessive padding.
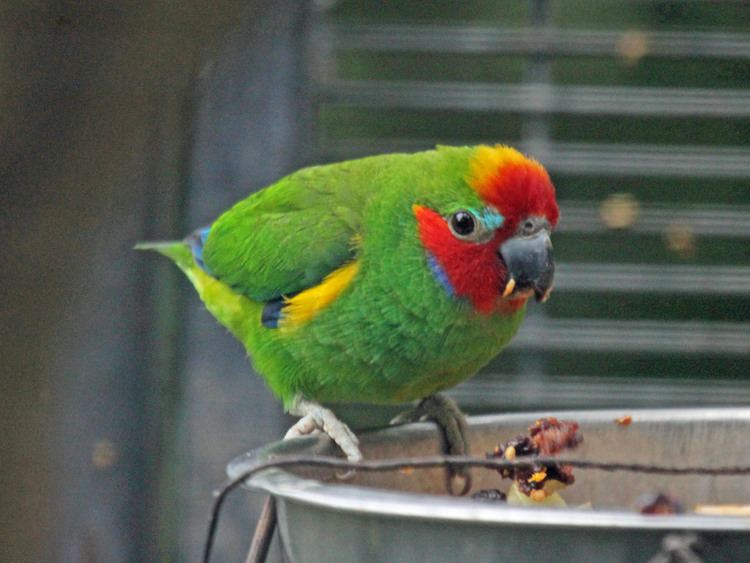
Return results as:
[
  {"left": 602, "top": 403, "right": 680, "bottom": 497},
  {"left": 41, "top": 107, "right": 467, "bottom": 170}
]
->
[{"left": 186, "top": 227, "right": 213, "bottom": 275}]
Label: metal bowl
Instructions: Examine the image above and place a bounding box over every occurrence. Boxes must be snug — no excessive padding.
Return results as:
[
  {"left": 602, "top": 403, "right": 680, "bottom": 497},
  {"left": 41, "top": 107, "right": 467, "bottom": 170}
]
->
[{"left": 228, "top": 408, "right": 750, "bottom": 562}]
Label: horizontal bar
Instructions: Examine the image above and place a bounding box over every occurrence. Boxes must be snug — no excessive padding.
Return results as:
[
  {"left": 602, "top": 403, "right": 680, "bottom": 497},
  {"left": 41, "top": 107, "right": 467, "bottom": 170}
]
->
[
  {"left": 558, "top": 202, "right": 750, "bottom": 237},
  {"left": 554, "top": 263, "right": 750, "bottom": 295},
  {"left": 537, "top": 142, "right": 750, "bottom": 178},
  {"left": 509, "top": 318, "right": 750, "bottom": 355},
  {"left": 450, "top": 375, "right": 750, "bottom": 409},
  {"left": 321, "top": 80, "right": 750, "bottom": 118},
  {"left": 319, "top": 138, "right": 750, "bottom": 178},
  {"left": 322, "top": 23, "right": 750, "bottom": 59}
]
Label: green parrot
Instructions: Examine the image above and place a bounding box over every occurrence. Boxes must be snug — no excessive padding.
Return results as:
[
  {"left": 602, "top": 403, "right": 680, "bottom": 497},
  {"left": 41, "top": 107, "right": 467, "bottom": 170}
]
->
[{"left": 138, "top": 144, "right": 558, "bottom": 463}]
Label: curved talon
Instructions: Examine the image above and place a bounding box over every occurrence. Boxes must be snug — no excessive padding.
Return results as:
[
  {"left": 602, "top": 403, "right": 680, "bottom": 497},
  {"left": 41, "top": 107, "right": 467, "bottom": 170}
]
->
[
  {"left": 447, "top": 472, "right": 472, "bottom": 496},
  {"left": 286, "top": 397, "right": 363, "bottom": 464},
  {"left": 284, "top": 415, "right": 322, "bottom": 439},
  {"left": 389, "top": 410, "right": 429, "bottom": 426},
  {"left": 392, "top": 393, "right": 472, "bottom": 495}
]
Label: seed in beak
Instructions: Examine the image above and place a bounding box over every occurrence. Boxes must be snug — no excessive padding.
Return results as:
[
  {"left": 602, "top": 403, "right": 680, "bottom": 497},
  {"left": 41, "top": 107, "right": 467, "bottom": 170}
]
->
[
  {"left": 502, "top": 277, "right": 516, "bottom": 298},
  {"left": 538, "top": 286, "right": 553, "bottom": 303}
]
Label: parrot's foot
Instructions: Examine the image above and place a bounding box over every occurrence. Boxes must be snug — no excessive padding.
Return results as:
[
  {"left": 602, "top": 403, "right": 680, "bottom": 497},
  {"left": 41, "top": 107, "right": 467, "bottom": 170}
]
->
[
  {"left": 391, "top": 393, "right": 472, "bottom": 495},
  {"left": 285, "top": 397, "right": 363, "bottom": 463}
]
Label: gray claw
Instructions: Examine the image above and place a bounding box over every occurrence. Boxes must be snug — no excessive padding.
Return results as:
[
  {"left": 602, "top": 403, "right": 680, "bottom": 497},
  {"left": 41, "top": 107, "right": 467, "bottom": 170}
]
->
[
  {"left": 286, "top": 397, "right": 363, "bottom": 463},
  {"left": 391, "top": 393, "right": 472, "bottom": 494}
]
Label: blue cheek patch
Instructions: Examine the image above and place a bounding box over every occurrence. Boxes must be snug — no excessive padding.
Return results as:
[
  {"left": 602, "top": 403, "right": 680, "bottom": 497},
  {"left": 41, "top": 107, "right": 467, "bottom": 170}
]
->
[{"left": 427, "top": 252, "right": 455, "bottom": 298}]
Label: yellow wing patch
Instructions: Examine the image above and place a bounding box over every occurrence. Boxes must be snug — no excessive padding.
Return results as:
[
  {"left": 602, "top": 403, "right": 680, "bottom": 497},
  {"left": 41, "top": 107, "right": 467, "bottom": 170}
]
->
[{"left": 279, "top": 260, "right": 360, "bottom": 330}]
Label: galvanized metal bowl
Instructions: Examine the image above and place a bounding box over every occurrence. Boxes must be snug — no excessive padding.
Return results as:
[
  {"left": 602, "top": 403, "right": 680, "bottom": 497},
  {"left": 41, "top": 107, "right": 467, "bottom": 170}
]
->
[{"left": 228, "top": 408, "right": 750, "bottom": 562}]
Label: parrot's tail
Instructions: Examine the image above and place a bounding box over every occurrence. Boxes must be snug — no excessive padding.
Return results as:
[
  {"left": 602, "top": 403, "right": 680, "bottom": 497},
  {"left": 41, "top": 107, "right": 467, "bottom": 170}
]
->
[
  {"left": 134, "top": 240, "right": 194, "bottom": 272},
  {"left": 135, "top": 240, "right": 208, "bottom": 290},
  {"left": 135, "top": 239, "right": 257, "bottom": 342}
]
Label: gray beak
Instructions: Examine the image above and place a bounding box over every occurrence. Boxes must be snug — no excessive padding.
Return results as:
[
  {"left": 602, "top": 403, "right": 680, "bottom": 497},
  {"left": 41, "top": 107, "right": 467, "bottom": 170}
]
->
[{"left": 498, "top": 229, "right": 554, "bottom": 302}]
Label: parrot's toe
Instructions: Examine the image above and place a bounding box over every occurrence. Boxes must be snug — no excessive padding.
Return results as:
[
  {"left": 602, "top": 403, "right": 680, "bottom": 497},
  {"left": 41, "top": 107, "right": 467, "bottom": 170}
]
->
[
  {"left": 284, "top": 415, "right": 323, "bottom": 439},
  {"left": 391, "top": 393, "right": 472, "bottom": 495},
  {"left": 286, "top": 398, "right": 363, "bottom": 463}
]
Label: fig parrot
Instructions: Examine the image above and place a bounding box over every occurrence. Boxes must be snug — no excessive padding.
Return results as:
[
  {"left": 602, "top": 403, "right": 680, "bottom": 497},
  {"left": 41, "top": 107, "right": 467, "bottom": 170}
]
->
[{"left": 138, "top": 145, "right": 558, "bottom": 464}]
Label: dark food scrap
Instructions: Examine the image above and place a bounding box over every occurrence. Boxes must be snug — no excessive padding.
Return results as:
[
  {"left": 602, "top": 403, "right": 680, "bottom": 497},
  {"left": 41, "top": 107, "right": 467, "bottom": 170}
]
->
[
  {"left": 637, "top": 493, "right": 684, "bottom": 515},
  {"left": 471, "top": 489, "right": 507, "bottom": 503},
  {"left": 488, "top": 417, "right": 582, "bottom": 500},
  {"left": 529, "top": 417, "right": 582, "bottom": 455}
]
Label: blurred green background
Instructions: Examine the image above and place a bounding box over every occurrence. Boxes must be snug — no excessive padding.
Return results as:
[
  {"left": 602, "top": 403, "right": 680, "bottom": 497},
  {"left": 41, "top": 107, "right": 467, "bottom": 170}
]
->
[
  {"left": 317, "top": 0, "right": 750, "bottom": 415},
  {"left": 2, "top": 1, "right": 748, "bottom": 561}
]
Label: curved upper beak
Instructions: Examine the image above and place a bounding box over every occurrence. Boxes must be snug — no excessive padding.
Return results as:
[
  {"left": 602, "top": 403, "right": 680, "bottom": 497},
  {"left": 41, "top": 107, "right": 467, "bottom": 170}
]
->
[{"left": 498, "top": 229, "right": 554, "bottom": 302}]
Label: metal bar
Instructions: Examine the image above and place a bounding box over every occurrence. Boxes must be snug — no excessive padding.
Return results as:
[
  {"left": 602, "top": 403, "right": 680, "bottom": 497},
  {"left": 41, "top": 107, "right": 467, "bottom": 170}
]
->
[
  {"left": 320, "top": 139, "right": 750, "bottom": 178},
  {"left": 510, "top": 318, "right": 750, "bottom": 355},
  {"left": 554, "top": 263, "right": 750, "bottom": 294},
  {"left": 538, "top": 142, "right": 750, "bottom": 178},
  {"left": 523, "top": 0, "right": 553, "bottom": 382},
  {"left": 450, "top": 375, "right": 750, "bottom": 407},
  {"left": 558, "top": 202, "right": 750, "bottom": 237},
  {"left": 244, "top": 497, "right": 277, "bottom": 563},
  {"left": 322, "top": 80, "right": 750, "bottom": 118},
  {"left": 323, "top": 23, "right": 750, "bottom": 59}
]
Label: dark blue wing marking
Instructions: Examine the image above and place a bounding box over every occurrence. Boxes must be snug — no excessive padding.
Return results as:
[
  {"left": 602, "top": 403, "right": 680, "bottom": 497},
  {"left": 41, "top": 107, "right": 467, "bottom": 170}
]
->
[
  {"left": 185, "top": 227, "right": 213, "bottom": 275},
  {"left": 261, "top": 297, "right": 286, "bottom": 328},
  {"left": 261, "top": 290, "right": 303, "bottom": 329},
  {"left": 187, "top": 225, "right": 297, "bottom": 329}
]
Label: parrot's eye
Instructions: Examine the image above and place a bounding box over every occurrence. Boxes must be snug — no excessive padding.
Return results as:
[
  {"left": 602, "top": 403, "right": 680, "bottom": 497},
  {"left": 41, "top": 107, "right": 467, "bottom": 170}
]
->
[
  {"left": 447, "top": 210, "right": 494, "bottom": 243},
  {"left": 450, "top": 211, "right": 475, "bottom": 236}
]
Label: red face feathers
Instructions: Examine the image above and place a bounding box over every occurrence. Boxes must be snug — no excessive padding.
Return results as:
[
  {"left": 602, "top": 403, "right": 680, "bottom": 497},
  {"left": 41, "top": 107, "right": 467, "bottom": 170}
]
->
[{"left": 414, "top": 146, "right": 559, "bottom": 314}]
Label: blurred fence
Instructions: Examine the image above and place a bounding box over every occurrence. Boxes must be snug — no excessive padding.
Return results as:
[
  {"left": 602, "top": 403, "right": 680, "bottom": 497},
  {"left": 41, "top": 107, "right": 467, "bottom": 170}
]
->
[{"left": 307, "top": 0, "right": 750, "bottom": 413}]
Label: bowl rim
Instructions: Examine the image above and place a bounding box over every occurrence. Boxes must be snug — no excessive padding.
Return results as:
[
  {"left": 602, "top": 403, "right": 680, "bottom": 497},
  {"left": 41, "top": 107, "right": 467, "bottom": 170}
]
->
[{"left": 227, "top": 407, "right": 750, "bottom": 532}]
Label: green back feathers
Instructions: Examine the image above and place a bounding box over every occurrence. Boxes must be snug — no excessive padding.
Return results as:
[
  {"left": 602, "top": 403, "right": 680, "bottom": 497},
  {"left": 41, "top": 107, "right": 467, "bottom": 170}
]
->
[
  {"left": 201, "top": 147, "right": 480, "bottom": 303},
  {"left": 202, "top": 159, "right": 370, "bottom": 301}
]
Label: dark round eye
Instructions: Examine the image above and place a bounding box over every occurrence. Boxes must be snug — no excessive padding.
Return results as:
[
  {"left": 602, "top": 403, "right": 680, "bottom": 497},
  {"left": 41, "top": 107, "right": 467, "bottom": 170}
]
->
[{"left": 449, "top": 211, "right": 475, "bottom": 237}]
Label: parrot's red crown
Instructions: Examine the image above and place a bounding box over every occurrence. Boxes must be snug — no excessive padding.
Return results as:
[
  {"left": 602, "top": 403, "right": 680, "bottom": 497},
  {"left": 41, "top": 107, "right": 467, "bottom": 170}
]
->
[{"left": 468, "top": 145, "right": 559, "bottom": 230}]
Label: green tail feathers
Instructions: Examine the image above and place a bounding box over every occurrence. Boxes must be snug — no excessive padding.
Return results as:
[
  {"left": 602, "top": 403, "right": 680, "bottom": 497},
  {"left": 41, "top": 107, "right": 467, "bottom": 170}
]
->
[
  {"left": 135, "top": 241, "right": 193, "bottom": 271},
  {"left": 136, "top": 239, "right": 258, "bottom": 342}
]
